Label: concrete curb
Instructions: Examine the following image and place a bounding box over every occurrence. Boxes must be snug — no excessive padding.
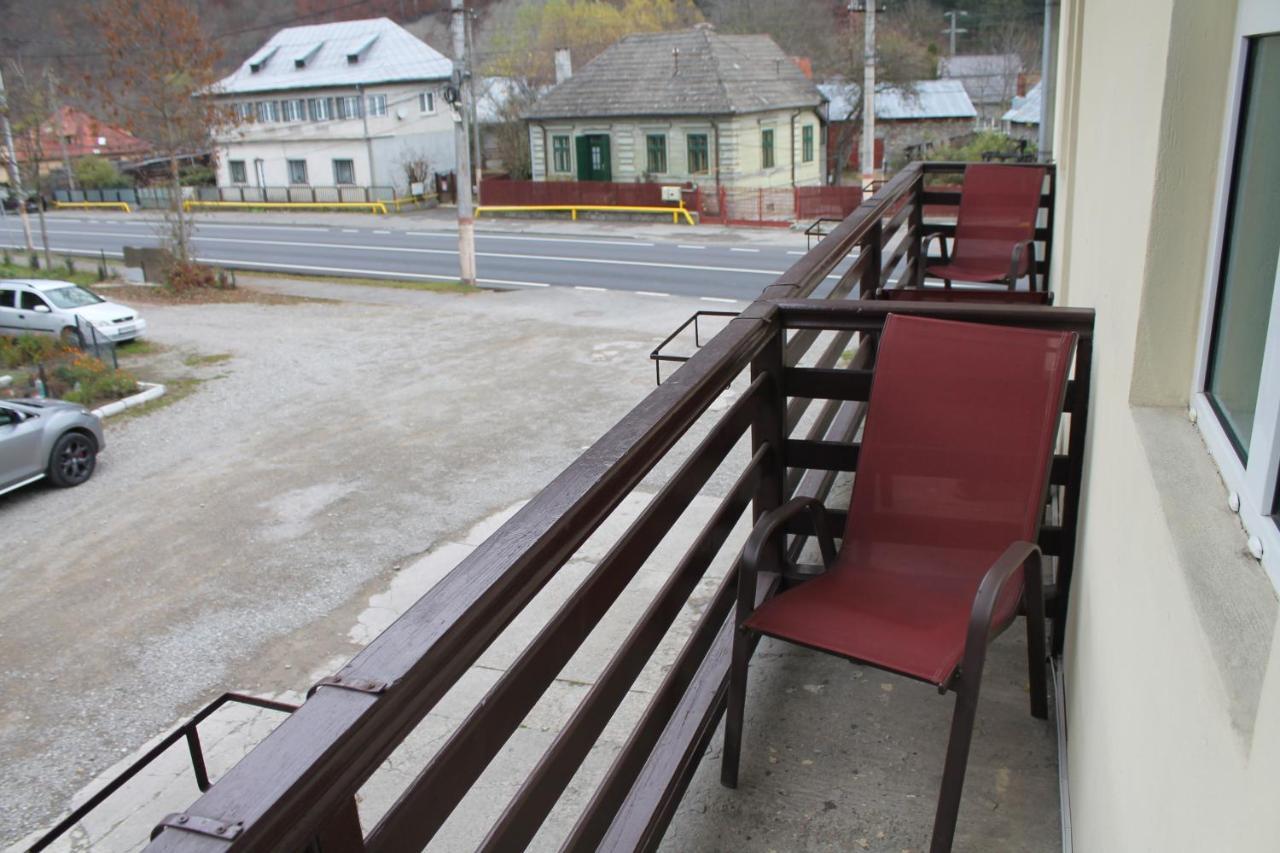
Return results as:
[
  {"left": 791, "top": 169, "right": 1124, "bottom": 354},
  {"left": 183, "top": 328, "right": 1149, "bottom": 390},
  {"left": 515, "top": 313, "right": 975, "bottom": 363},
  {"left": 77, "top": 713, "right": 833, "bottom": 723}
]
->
[{"left": 92, "top": 381, "right": 165, "bottom": 418}]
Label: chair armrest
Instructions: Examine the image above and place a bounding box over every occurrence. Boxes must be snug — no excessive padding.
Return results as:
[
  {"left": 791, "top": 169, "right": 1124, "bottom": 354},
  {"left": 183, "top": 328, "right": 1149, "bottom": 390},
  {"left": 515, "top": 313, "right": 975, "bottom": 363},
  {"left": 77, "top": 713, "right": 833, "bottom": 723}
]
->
[
  {"left": 737, "top": 497, "right": 838, "bottom": 627},
  {"left": 1008, "top": 240, "right": 1038, "bottom": 290},
  {"left": 922, "top": 230, "right": 951, "bottom": 265},
  {"left": 954, "top": 541, "right": 1043, "bottom": 689}
]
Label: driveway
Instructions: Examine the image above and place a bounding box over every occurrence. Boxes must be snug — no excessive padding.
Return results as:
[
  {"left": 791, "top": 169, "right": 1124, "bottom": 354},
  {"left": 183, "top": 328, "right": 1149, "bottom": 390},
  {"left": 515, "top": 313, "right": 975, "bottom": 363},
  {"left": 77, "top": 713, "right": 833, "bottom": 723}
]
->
[{"left": 0, "top": 280, "right": 710, "bottom": 844}]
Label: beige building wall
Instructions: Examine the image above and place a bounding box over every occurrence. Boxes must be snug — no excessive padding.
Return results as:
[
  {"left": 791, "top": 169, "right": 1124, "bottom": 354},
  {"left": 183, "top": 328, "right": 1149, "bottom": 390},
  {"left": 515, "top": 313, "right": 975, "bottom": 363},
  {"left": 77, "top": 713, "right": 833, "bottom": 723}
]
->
[
  {"left": 527, "top": 109, "right": 822, "bottom": 191},
  {"left": 1053, "top": 0, "right": 1280, "bottom": 849}
]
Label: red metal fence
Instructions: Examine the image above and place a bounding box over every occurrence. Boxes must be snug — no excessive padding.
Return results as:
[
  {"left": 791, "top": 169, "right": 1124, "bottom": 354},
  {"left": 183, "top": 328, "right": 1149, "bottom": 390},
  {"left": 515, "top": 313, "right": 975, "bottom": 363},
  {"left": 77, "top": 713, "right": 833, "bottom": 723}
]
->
[
  {"left": 478, "top": 179, "right": 860, "bottom": 226},
  {"left": 478, "top": 179, "right": 697, "bottom": 209}
]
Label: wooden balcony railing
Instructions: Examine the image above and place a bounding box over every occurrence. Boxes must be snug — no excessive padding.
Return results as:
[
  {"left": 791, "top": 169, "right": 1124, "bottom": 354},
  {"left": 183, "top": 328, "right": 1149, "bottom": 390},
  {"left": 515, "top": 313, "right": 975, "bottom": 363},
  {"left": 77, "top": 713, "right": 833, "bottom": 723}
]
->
[{"left": 140, "top": 161, "right": 1082, "bottom": 853}]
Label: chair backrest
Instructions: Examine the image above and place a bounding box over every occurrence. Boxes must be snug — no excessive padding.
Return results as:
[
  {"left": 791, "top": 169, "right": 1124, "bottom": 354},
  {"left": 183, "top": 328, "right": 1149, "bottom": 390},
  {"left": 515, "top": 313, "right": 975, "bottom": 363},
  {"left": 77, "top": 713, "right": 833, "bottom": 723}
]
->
[
  {"left": 951, "top": 164, "right": 1046, "bottom": 275},
  {"left": 841, "top": 314, "right": 1075, "bottom": 621}
]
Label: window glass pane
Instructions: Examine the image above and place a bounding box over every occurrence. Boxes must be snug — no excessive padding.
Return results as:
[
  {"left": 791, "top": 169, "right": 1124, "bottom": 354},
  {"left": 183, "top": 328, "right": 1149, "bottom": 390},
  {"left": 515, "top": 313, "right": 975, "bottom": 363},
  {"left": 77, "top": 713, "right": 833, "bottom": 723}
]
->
[
  {"left": 761, "top": 129, "right": 774, "bottom": 168},
  {"left": 333, "top": 159, "right": 355, "bottom": 184},
  {"left": 0, "top": 289, "right": 14, "bottom": 308},
  {"left": 229, "top": 161, "right": 246, "bottom": 183},
  {"left": 687, "top": 134, "right": 708, "bottom": 174},
  {"left": 552, "top": 135, "right": 571, "bottom": 172},
  {"left": 420, "top": 91, "right": 435, "bottom": 113},
  {"left": 1206, "top": 35, "right": 1280, "bottom": 460},
  {"left": 646, "top": 134, "right": 666, "bottom": 173},
  {"left": 802, "top": 125, "right": 814, "bottom": 162},
  {"left": 288, "top": 160, "right": 308, "bottom": 184}
]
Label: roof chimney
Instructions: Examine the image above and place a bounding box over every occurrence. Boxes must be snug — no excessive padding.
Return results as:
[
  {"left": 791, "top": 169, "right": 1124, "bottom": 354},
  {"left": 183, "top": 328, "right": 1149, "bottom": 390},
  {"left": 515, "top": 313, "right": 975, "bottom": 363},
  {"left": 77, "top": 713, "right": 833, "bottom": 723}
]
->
[{"left": 554, "top": 48, "right": 572, "bottom": 84}]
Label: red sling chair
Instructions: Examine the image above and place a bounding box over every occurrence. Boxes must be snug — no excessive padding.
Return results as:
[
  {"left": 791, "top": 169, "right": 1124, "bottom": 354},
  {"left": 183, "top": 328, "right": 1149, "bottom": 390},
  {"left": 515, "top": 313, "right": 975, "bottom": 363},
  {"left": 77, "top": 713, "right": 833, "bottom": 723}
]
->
[
  {"left": 722, "top": 314, "right": 1076, "bottom": 853},
  {"left": 923, "top": 163, "right": 1047, "bottom": 293}
]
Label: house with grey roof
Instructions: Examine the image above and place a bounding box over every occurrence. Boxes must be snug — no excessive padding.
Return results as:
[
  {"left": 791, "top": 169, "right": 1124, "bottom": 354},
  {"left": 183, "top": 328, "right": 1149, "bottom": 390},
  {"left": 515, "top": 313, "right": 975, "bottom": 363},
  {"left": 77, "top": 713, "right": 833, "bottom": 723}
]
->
[
  {"left": 523, "top": 26, "right": 825, "bottom": 199},
  {"left": 209, "top": 17, "right": 455, "bottom": 194},
  {"left": 938, "top": 53, "right": 1025, "bottom": 122},
  {"left": 818, "top": 78, "right": 977, "bottom": 173},
  {"left": 1002, "top": 81, "right": 1042, "bottom": 141}
]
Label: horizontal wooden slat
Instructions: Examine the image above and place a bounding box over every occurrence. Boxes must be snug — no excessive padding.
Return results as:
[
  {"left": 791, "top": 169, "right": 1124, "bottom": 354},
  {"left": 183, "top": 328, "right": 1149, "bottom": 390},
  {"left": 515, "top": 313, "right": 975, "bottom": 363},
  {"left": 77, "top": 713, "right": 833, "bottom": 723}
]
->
[
  {"left": 786, "top": 438, "right": 860, "bottom": 471},
  {"left": 785, "top": 366, "right": 873, "bottom": 401}
]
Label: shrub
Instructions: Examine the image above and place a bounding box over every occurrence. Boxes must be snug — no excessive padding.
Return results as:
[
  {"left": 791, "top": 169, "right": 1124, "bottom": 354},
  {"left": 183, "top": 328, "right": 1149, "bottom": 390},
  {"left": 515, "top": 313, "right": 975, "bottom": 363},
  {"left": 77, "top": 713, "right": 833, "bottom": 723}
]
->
[
  {"left": 55, "top": 353, "right": 139, "bottom": 405},
  {"left": 923, "top": 131, "right": 1036, "bottom": 165},
  {"left": 29, "top": 253, "right": 40, "bottom": 270},
  {"left": 0, "top": 334, "right": 68, "bottom": 368},
  {"left": 164, "top": 260, "right": 219, "bottom": 291},
  {"left": 74, "top": 155, "right": 131, "bottom": 190}
]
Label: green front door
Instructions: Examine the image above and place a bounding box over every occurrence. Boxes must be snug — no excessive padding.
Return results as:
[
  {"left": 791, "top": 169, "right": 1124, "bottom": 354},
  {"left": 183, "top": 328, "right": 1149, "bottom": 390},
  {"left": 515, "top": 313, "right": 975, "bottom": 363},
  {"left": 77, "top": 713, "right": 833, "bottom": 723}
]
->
[{"left": 575, "top": 134, "right": 612, "bottom": 182}]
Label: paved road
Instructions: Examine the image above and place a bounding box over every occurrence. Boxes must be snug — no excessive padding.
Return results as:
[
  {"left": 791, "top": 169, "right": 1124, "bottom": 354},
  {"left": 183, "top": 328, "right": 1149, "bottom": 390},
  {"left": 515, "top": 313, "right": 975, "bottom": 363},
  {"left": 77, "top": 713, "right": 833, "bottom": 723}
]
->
[{"left": 0, "top": 214, "right": 847, "bottom": 302}]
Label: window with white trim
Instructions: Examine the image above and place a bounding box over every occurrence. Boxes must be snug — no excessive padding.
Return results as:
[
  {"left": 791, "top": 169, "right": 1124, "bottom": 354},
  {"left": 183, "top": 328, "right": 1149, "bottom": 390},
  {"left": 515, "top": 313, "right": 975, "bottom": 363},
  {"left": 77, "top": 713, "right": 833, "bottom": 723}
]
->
[
  {"left": 282, "top": 99, "right": 305, "bottom": 122},
  {"left": 366, "top": 93, "right": 387, "bottom": 117},
  {"left": 1193, "top": 4, "right": 1280, "bottom": 586},
  {"left": 308, "top": 97, "right": 332, "bottom": 121},
  {"left": 287, "top": 159, "right": 308, "bottom": 185},
  {"left": 419, "top": 91, "right": 436, "bottom": 114},
  {"left": 333, "top": 159, "right": 356, "bottom": 185},
  {"left": 228, "top": 160, "right": 247, "bottom": 184},
  {"left": 336, "top": 95, "right": 362, "bottom": 120}
]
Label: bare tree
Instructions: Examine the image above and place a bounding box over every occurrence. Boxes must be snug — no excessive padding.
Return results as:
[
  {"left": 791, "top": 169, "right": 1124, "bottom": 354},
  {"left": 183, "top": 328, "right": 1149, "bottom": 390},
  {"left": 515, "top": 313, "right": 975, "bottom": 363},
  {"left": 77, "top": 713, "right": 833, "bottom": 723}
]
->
[
  {"left": 84, "top": 0, "right": 231, "bottom": 265},
  {"left": 3, "top": 60, "right": 56, "bottom": 267}
]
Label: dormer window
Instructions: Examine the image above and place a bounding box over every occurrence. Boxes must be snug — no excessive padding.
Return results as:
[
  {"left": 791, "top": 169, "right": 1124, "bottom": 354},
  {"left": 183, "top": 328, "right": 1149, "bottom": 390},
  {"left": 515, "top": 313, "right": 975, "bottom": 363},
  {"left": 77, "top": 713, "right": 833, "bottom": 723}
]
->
[
  {"left": 347, "top": 35, "right": 378, "bottom": 65},
  {"left": 294, "top": 42, "right": 323, "bottom": 69},
  {"left": 249, "top": 45, "right": 279, "bottom": 74}
]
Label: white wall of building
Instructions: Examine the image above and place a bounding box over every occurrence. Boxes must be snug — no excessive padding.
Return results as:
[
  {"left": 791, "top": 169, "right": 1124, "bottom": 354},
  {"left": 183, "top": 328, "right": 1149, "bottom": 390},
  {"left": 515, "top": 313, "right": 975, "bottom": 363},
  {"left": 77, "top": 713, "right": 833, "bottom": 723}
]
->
[{"left": 214, "top": 81, "right": 455, "bottom": 192}]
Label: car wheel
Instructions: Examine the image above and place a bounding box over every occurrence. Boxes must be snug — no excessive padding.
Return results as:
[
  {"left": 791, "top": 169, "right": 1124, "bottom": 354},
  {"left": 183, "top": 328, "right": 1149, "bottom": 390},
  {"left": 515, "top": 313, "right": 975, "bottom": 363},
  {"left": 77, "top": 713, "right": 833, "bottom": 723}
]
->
[
  {"left": 48, "top": 431, "right": 97, "bottom": 487},
  {"left": 60, "top": 326, "right": 85, "bottom": 349}
]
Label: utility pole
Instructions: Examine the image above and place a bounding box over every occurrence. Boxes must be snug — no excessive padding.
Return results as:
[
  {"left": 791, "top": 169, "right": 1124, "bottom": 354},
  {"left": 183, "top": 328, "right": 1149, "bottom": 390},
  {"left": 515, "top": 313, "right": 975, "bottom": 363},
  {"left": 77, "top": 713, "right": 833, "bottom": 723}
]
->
[
  {"left": 451, "top": 0, "right": 476, "bottom": 287},
  {"left": 0, "top": 66, "right": 35, "bottom": 252},
  {"left": 48, "top": 73, "right": 76, "bottom": 193},
  {"left": 465, "top": 7, "right": 482, "bottom": 195},
  {"left": 858, "top": 1, "right": 878, "bottom": 191},
  {"left": 943, "top": 10, "right": 969, "bottom": 56}
]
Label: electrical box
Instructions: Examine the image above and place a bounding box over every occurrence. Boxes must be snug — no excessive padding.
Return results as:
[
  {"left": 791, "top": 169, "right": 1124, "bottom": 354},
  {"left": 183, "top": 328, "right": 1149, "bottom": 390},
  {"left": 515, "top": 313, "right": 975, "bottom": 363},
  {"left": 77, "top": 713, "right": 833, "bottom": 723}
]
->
[{"left": 660, "top": 186, "right": 682, "bottom": 202}]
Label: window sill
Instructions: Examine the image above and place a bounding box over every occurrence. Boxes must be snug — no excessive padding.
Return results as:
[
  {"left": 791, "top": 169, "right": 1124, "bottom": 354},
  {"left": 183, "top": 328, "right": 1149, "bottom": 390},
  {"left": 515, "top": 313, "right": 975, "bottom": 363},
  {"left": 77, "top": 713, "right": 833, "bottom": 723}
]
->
[{"left": 1133, "top": 405, "right": 1277, "bottom": 739}]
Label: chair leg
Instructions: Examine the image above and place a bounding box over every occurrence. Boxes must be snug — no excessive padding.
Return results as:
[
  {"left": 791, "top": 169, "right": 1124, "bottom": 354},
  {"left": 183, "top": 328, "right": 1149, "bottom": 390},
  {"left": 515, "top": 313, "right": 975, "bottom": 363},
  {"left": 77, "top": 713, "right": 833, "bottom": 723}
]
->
[
  {"left": 720, "top": 625, "right": 751, "bottom": 789},
  {"left": 1026, "top": 599, "right": 1049, "bottom": 721},
  {"left": 930, "top": 677, "right": 982, "bottom": 853}
]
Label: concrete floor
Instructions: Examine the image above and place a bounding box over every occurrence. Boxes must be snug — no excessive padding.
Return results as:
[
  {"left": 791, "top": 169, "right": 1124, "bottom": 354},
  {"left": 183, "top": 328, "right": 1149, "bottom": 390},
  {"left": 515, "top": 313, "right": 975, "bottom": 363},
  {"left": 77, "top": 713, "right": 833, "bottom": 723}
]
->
[{"left": 7, "top": 275, "right": 1061, "bottom": 852}]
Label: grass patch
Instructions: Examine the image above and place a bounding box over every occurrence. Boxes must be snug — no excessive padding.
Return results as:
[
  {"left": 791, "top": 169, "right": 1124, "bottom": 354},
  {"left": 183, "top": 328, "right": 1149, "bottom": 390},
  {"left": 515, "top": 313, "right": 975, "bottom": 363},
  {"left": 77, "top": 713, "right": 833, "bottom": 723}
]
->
[
  {"left": 0, "top": 259, "right": 103, "bottom": 288},
  {"left": 92, "top": 283, "right": 324, "bottom": 306},
  {"left": 114, "top": 377, "right": 204, "bottom": 421},
  {"left": 240, "top": 270, "right": 481, "bottom": 294},
  {"left": 116, "top": 339, "right": 167, "bottom": 357},
  {"left": 183, "top": 352, "right": 232, "bottom": 367}
]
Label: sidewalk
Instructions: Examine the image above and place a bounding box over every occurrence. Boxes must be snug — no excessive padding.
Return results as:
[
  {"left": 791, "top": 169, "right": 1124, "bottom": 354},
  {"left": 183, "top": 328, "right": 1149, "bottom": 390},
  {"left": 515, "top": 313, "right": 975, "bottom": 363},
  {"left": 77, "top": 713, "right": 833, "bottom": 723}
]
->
[{"left": 43, "top": 205, "right": 815, "bottom": 249}]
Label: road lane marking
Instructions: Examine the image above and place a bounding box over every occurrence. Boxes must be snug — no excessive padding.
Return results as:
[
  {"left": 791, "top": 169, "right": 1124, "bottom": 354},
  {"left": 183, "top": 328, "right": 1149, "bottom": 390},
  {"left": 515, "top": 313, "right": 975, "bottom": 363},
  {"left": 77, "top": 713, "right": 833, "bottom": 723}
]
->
[
  {"left": 193, "top": 256, "right": 548, "bottom": 287},
  {"left": 635, "top": 291, "right": 668, "bottom": 297},
  {"left": 787, "top": 250, "right": 806, "bottom": 255},
  {"left": 677, "top": 244, "right": 706, "bottom": 250},
  {"left": 373, "top": 229, "right": 391, "bottom": 234},
  {"left": 407, "top": 231, "right": 656, "bottom": 248},
  {"left": 195, "top": 223, "right": 332, "bottom": 233},
  {"left": 342, "top": 228, "right": 359, "bottom": 233},
  {"left": 729, "top": 247, "right": 760, "bottom": 253},
  {"left": 700, "top": 296, "right": 740, "bottom": 304},
  {"left": 575, "top": 286, "right": 607, "bottom": 292}
]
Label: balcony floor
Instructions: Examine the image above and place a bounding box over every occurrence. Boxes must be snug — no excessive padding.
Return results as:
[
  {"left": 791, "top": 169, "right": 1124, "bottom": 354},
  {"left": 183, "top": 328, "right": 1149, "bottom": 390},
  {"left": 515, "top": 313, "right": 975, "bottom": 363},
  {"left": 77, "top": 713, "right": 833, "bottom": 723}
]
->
[{"left": 662, "top": 629, "right": 1063, "bottom": 853}]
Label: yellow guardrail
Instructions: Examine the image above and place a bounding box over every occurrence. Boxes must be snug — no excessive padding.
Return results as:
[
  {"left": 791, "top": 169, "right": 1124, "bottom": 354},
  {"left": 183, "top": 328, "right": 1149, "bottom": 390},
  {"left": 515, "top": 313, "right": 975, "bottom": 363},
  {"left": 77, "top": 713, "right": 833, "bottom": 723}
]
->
[
  {"left": 182, "top": 200, "right": 389, "bottom": 215},
  {"left": 53, "top": 201, "right": 132, "bottom": 213},
  {"left": 476, "top": 202, "right": 695, "bottom": 226},
  {"left": 389, "top": 193, "right": 435, "bottom": 212}
]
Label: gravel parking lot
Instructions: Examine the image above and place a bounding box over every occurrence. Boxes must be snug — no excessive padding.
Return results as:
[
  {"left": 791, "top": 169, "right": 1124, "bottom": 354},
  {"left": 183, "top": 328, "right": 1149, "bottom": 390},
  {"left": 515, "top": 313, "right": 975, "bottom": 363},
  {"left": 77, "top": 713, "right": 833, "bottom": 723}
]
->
[{"left": 0, "top": 278, "right": 722, "bottom": 844}]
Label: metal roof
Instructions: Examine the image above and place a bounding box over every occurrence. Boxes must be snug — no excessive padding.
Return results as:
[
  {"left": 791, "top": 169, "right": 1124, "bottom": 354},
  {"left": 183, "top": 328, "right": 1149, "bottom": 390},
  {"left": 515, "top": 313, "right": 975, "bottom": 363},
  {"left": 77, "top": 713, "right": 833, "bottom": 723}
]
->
[
  {"left": 525, "top": 28, "right": 822, "bottom": 120},
  {"left": 1002, "top": 81, "right": 1043, "bottom": 124},
  {"left": 213, "top": 17, "right": 452, "bottom": 96},
  {"left": 937, "top": 53, "right": 1024, "bottom": 105},
  {"left": 817, "top": 79, "right": 977, "bottom": 121}
]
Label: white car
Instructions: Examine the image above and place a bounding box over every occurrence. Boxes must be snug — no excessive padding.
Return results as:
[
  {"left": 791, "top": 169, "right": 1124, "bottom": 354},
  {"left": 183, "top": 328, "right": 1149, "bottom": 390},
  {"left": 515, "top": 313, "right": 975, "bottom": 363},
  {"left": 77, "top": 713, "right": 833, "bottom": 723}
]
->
[{"left": 0, "top": 279, "right": 146, "bottom": 345}]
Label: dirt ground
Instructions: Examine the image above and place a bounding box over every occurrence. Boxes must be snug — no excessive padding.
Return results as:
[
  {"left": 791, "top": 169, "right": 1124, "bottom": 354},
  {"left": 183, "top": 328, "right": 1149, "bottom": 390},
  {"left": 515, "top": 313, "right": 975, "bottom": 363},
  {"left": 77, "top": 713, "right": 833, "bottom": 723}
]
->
[{"left": 0, "top": 277, "right": 710, "bottom": 844}]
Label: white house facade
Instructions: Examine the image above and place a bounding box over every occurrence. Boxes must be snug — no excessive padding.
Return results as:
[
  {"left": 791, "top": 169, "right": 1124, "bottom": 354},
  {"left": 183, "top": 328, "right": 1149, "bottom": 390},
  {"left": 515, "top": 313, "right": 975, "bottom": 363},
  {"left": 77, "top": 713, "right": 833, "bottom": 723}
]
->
[{"left": 209, "top": 17, "right": 456, "bottom": 194}]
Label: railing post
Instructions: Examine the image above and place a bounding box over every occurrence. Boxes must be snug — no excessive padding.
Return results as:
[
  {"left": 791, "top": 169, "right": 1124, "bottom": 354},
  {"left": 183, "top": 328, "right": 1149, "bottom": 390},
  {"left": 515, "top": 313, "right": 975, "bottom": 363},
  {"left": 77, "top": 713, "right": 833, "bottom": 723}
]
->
[
  {"left": 749, "top": 310, "right": 787, "bottom": 571},
  {"left": 909, "top": 171, "right": 925, "bottom": 287}
]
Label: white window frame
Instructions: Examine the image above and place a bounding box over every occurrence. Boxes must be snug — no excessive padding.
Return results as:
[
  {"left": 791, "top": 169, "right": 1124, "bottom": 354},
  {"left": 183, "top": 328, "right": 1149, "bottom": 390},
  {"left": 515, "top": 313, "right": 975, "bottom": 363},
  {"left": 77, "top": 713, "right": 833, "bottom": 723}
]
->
[
  {"left": 282, "top": 99, "right": 305, "bottom": 122},
  {"left": 337, "top": 95, "right": 362, "bottom": 120},
  {"left": 308, "top": 97, "right": 332, "bottom": 122},
  {"left": 419, "top": 91, "right": 436, "bottom": 114},
  {"left": 228, "top": 160, "right": 247, "bottom": 184},
  {"left": 333, "top": 158, "right": 356, "bottom": 185},
  {"left": 287, "top": 159, "right": 308, "bottom": 185},
  {"left": 366, "top": 93, "right": 387, "bottom": 117},
  {"left": 1190, "top": 0, "right": 1280, "bottom": 588}
]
